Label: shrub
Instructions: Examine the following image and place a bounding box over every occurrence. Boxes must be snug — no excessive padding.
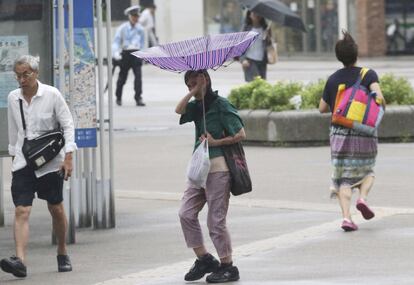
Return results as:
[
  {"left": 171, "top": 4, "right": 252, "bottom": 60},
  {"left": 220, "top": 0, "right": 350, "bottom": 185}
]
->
[
  {"left": 227, "top": 73, "right": 414, "bottom": 111},
  {"left": 228, "top": 77, "right": 267, "bottom": 109},
  {"left": 249, "top": 81, "right": 272, "bottom": 109},
  {"left": 300, "top": 79, "right": 326, "bottom": 109},
  {"left": 268, "top": 81, "right": 302, "bottom": 111},
  {"left": 380, "top": 73, "right": 414, "bottom": 105}
]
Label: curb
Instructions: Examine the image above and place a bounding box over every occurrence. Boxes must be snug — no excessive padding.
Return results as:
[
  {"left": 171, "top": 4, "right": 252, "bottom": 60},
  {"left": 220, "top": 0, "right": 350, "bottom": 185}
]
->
[{"left": 240, "top": 106, "right": 414, "bottom": 146}]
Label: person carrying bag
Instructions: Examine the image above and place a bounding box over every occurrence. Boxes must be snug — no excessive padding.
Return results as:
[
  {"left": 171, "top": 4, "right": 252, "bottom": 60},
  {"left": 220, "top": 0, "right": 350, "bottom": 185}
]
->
[
  {"left": 175, "top": 70, "right": 247, "bottom": 283},
  {"left": 2, "top": 55, "right": 77, "bottom": 278},
  {"left": 186, "top": 96, "right": 211, "bottom": 188},
  {"left": 19, "top": 99, "right": 65, "bottom": 170}
]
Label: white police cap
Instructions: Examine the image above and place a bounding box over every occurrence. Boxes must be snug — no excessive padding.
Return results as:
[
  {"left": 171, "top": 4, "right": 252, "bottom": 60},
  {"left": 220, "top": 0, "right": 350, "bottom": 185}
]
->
[{"left": 124, "top": 5, "right": 140, "bottom": 16}]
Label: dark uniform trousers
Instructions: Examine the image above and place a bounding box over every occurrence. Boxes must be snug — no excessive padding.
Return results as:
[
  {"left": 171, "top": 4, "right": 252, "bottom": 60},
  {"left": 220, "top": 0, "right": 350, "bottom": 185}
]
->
[{"left": 115, "top": 50, "right": 143, "bottom": 102}]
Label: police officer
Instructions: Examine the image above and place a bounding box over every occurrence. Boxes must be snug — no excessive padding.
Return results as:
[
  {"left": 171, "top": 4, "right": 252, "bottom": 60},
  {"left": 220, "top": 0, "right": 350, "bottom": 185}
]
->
[{"left": 112, "top": 5, "right": 146, "bottom": 106}]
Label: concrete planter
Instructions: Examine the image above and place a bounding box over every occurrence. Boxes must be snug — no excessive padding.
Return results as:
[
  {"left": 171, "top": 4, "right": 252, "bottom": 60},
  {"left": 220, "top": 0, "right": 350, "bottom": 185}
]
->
[{"left": 240, "top": 106, "right": 414, "bottom": 146}]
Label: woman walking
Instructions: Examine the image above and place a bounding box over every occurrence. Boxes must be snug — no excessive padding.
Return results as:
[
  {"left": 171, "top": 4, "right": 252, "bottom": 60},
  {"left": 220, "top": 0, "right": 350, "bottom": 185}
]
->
[
  {"left": 319, "top": 31, "right": 386, "bottom": 231},
  {"left": 175, "top": 70, "right": 246, "bottom": 283},
  {"left": 240, "top": 11, "right": 271, "bottom": 82}
]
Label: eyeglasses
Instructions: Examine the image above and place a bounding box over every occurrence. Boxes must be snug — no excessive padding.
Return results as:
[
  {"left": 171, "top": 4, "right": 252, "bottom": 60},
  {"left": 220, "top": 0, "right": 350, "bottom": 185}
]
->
[{"left": 14, "top": 72, "right": 34, "bottom": 80}]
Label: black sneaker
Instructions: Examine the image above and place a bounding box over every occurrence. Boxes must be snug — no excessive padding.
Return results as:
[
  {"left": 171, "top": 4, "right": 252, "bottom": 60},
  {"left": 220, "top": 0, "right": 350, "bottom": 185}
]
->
[
  {"left": 184, "top": 253, "right": 220, "bottom": 281},
  {"left": 136, "top": 98, "right": 146, "bottom": 106},
  {"left": 206, "top": 263, "right": 240, "bottom": 283},
  {"left": 116, "top": 98, "right": 122, "bottom": 106},
  {"left": 57, "top": 254, "right": 72, "bottom": 272},
  {"left": 0, "top": 256, "right": 27, "bottom": 278}
]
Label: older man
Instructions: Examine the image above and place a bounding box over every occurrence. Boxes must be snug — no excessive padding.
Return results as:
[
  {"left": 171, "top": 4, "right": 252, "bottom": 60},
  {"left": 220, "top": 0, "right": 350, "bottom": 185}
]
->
[{"left": 1, "top": 55, "right": 77, "bottom": 278}]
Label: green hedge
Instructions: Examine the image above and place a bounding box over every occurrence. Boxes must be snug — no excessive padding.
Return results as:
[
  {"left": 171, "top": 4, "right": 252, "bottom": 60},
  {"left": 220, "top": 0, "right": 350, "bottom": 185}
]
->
[{"left": 228, "top": 75, "right": 414, "bottom": 110}]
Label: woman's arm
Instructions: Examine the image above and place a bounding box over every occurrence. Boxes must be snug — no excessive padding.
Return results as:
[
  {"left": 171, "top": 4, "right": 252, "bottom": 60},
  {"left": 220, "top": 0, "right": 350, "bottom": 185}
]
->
[
  {"left": 369, "top": 82, "right": 387, "bottom": 109},
  {"left": 319, "top": 98, "right": 330, "bottom": 113},
  {"left": 175, "top": 93, "right": 194, "bottom": 115},
  {"left": 201, "top": 128, "right": 246, "bottom": 147},
  {"left": 175, "top": 74, "right": 206, "bottom": 114}
]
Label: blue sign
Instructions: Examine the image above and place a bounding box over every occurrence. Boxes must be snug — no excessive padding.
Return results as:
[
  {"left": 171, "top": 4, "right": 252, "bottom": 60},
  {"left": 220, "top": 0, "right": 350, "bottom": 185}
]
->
[{"left": 75, "top": 128, "right": 97, "bottom": 148}]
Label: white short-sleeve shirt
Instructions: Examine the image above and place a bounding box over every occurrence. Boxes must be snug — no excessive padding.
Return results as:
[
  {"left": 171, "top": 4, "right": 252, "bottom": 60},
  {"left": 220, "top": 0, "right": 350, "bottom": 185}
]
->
[{"left": 7, "top": 81, "right": 77, "bottom": 177}]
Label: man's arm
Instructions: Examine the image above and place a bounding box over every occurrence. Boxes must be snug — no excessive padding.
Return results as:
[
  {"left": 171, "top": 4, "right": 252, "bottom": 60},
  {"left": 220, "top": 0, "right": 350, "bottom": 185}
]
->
[
  {"left": 61, "top": 152, "right": 73, "bottom": 180},
  {"left": 55, "top": 91, "right": 77, "bottom": 180},
  {"left": 139, "top": 27, "right": 145, "bottom": 49},
  {"left": 112, "top": 25, "right": 123, "bottom": 60}
]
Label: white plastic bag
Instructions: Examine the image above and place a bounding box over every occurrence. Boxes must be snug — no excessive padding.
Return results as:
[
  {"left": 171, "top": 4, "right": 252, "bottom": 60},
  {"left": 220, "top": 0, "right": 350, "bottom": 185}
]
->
[{"left": 186, "top": 139, "right": 210, "bottom": 188}]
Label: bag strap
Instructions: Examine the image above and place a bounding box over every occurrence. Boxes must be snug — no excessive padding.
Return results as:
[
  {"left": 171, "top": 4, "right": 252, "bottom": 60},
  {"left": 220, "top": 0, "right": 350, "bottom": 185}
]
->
[
  {"left": 343, "top": 68, "right": 370, "bottom": 114},
  {"left": 201, "top": 97, "right": 207, "bottom": 136},
  {"left": 19, "top": 99, "right": 27, "bottom": 136}
]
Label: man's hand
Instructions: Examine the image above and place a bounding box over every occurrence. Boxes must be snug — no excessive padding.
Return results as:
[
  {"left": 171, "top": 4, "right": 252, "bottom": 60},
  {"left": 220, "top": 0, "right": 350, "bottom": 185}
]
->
[
  {"left": 61, "top": 152, "right": 73, "bottom": 181},
  {"left": 113, "top": 52, "right": 122, "bottom": 61}
]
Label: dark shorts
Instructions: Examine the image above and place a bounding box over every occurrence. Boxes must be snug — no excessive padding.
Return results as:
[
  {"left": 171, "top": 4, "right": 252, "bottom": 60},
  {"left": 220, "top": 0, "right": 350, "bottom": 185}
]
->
[{"left": 11, "top": 167, "right": 64, "bottom": 207}]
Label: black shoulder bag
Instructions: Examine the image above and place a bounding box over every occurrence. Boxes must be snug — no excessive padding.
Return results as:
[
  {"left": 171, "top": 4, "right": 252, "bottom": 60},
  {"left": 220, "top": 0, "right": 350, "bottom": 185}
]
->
[
  {"left": 219, "top": 106, "right": 252, "bottom": 196},
  {"left": 222, "top": 141, "right": 252, "bottom": 196},
  {"left": 19, "top": 99, "right": 65, "bottom": 170}
]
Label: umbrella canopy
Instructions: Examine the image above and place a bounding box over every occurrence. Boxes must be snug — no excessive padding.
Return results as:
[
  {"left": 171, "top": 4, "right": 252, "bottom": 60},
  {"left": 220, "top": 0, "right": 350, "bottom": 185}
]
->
[
  {"left": 239, "top": 0, "right": 306, "bottom": 32},
  {"left": 132, "top": 31, "right": 259, "bottom": 72}
]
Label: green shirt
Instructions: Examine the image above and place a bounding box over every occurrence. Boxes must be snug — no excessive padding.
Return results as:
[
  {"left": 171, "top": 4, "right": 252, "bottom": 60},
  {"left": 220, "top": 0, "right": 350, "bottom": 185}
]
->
[{"left": 180, "top": 96, "right": 244, "bottom": 158}]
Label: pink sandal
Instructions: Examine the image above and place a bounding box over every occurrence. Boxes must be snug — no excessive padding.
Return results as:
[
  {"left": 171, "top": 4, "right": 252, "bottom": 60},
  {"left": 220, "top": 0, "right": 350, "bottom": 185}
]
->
[
  {"left": 341, "top": 219, "right": 358, "bottom": 232},
  {"left": 356, "top": 198, "right": 375, "bottom": 220}
]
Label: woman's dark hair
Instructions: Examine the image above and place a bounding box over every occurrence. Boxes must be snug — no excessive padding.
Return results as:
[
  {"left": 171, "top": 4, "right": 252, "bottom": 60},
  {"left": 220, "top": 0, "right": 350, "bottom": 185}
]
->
[
  {"left": 184, "top": 70, "right": 212, "bottom": 93},
  {"left": 335, "top": 31, "right": 358, "bottom": 67},
  {"left": 244, "top": 10, "right": 267, "bottom": 30},
  {"left": 184, "top": 70, "right": 218, "bottom": 115}
]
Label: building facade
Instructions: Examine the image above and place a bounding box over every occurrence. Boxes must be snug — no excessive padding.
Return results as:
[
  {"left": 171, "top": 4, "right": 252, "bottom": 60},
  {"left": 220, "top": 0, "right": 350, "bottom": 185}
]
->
[{"left": 113, "top": 0, "right": 413, "bottom": 57}]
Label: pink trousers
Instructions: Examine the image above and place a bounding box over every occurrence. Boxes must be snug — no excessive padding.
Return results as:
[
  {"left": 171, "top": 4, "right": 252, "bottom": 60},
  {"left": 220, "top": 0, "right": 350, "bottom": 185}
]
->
[{"left": 179, "top": 171, "right": 232, "bottom": 258}]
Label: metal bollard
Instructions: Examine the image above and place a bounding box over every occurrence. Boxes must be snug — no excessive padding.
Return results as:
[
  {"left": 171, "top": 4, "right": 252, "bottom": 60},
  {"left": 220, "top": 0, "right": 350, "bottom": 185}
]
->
[
  {"left": 83, "top": 148, "right": 93, "bottom": 227},
  {"left": 0, "top": 158, "right": 4, "bottom": 227},
  {"left": 77, "top": 149, "right": 92, "bottom": 228}
]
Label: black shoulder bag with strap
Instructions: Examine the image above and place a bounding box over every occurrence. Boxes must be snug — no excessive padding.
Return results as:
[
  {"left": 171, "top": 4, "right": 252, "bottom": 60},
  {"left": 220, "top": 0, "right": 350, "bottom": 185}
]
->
[
  {"left": 219, "top": 105, "right": 252, "bottom": 196},
  {"left": 222, "top": 141, "right": 252, "bottom": 196},
  {"left": 19, "top": 99, "right": 65, "bottom": 170}
]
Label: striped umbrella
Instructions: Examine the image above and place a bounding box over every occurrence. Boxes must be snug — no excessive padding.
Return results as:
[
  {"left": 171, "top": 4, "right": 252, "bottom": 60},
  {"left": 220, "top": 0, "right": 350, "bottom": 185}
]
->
[{"left": 132, "top": 31, "right": 259, "bottom": 72}]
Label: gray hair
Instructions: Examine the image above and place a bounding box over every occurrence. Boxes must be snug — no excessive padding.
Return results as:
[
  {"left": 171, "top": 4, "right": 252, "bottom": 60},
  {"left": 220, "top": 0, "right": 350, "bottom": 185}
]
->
[{"left": 14, "top": 55, "right": 40, "bottom": 72}]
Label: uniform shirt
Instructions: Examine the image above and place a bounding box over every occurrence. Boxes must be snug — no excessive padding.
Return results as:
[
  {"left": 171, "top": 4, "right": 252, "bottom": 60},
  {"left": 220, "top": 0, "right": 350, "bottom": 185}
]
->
[
  {"left": 112, "top": 21, "right": 145, "bottom": 57},
  {"left": 322, "top": 66, "right": 379, "bottom": 111},
  {"left": 180, "top": 95, "right": 244, "bottom": 159},
  {"left": 8, "top": 81, "right": 77, "bottom": 177}
]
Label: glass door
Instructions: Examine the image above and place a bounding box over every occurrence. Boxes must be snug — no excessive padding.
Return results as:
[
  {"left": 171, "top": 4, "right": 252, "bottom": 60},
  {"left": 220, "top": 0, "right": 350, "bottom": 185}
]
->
[{"left": 385, "top": 0, "right": 414, "bottom": 54}]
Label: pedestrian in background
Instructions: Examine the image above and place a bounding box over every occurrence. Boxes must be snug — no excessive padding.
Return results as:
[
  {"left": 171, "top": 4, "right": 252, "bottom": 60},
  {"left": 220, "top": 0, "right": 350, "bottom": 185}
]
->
[
  {"left": 1, "top": 55, "right": 77, "bottom": 278},
  {"left": 319, "top": 31, "right": 386, "bottom": 232},
  {"left": 139, "top": 3, "right": 158, "bottom": 48},
  {"left": 219, "top": 0, "right": 242, "bottom": 33},
  {"left": 112, "top": 5, "right": 146, "bottom": 106},
  {"left": 240, "top": 10, "right": 271, "bottom": 82},
  {"left": 175, "top": 70, "right": 246, "bottom": 283}
]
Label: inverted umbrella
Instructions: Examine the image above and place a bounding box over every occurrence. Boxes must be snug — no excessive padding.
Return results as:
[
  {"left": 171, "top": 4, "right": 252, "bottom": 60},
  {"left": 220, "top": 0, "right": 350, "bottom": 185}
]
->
[
  {"left": 239, "top": 0, "right": 306, "bottom": 32},
  {"left": 132, "top": 31, "right": 259, "bottom": 72}
]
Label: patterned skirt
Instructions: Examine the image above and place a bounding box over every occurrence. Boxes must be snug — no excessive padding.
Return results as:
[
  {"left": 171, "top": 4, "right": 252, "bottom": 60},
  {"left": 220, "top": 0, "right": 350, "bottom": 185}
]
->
[{"left": 330, "top": 125, "right": 378, "bottom": 194}]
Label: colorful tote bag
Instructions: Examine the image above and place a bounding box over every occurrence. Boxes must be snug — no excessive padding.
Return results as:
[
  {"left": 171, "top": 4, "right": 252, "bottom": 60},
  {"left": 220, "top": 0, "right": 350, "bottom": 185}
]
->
[{"left": 331, "top": 68, "right": 384, "bottom": 135}]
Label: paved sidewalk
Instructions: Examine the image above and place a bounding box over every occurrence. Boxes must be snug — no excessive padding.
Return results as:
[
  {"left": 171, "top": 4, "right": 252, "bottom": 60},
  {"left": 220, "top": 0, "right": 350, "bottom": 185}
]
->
[{"left": 1, "top": 59, "right": 414, "bottom": 284}]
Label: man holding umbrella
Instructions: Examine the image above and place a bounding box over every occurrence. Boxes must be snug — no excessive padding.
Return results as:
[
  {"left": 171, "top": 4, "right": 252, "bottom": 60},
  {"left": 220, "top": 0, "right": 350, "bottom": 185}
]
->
[{"left": 112, "top": 5, "right": 146, "bottom": 106}]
